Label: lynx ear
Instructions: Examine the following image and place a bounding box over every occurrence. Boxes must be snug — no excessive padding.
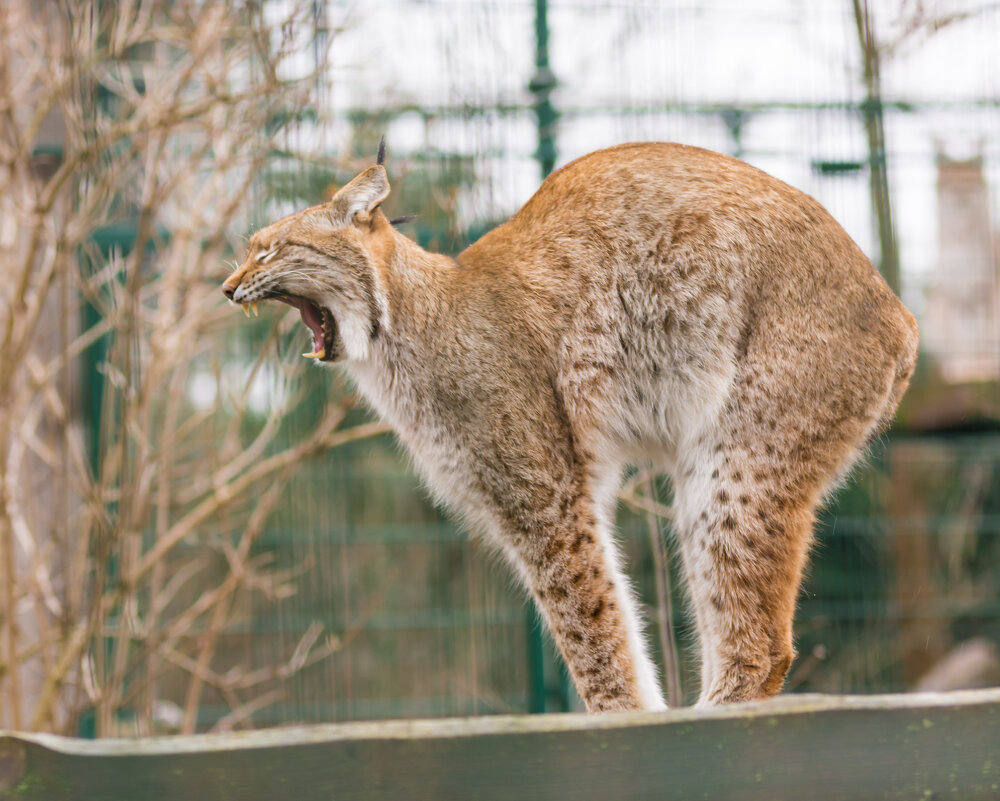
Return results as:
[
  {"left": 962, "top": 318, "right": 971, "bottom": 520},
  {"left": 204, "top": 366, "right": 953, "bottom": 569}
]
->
[{"left": 331, "top": 165, "right": 390, "bottom": 224}]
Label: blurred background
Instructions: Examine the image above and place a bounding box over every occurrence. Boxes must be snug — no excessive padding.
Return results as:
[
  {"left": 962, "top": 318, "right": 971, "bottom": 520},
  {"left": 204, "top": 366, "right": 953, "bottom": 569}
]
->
[{"left": 2, "top": 0, "right": 1000, "bottom": 737}]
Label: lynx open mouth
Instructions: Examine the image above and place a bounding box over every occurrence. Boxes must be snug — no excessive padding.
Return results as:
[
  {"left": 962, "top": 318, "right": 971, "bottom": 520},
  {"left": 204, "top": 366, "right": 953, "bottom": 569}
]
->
[{"left": 274, "top": 295, "right": 337, "bottom": 361}]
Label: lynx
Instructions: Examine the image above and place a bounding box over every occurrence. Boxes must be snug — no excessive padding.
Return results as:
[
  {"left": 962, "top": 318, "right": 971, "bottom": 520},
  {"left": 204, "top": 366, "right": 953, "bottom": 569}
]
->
[{"left": 222, "top": 142, "right": 918, "bottom": 712}]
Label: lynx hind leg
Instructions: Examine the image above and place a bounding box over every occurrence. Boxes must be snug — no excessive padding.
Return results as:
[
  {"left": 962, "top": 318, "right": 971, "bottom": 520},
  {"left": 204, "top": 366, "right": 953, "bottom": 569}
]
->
[
  {"left": 672, "top": 308, "right": 916, "bottom": 706},
  {"left": 673, "top": 444, "right": 810, "bottom": 706},
  {"left": 676, "top": 409, "right": 886, "bottom": 705}
]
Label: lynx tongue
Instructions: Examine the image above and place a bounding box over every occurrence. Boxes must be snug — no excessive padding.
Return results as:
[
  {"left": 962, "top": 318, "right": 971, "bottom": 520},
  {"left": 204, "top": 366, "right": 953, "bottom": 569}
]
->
[
  {"left": 299, "top": 301, "right": 325, "bottom": 352},
  {"left": 276, "top": 295, "right": 331, "bottom": 358}
]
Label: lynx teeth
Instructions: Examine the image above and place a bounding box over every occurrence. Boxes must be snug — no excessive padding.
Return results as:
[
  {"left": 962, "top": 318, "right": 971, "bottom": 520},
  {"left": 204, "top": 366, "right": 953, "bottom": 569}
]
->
[{"left": 302, "top": 349, "right": 326, "bottom": 360}]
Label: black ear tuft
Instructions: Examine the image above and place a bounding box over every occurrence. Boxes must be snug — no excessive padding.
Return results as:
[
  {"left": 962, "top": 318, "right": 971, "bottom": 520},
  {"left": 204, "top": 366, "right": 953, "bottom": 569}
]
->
[
  {"left": 388, "top": 214, "right": 418, "bottom": 226},
  {"left": 376, "top": 135, "right": 387, "bottom": 166}
]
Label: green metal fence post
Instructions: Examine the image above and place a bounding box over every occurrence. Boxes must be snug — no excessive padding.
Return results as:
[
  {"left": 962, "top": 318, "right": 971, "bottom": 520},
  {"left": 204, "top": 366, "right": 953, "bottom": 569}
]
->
[
  {"left": 529, "top": 0, "right": 558, "bottom": 178},
  {"left": 525, "top": 0, "right": 571, "bottom": 714}
]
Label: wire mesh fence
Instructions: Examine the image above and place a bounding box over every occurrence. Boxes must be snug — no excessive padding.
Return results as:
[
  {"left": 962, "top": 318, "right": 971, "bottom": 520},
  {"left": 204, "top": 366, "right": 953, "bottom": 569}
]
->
[
  {"left": 197, "top": 0, "right": 1000, "bottom": 726},
  {"left": 4, "top": 0, "right": 1000, "bottom": 735}
]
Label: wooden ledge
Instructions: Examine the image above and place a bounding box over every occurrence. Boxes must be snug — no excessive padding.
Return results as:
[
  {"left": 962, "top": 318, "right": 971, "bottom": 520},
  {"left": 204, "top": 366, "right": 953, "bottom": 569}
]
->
[{"left": 2, "top": 689, "right": 999, "bottom": 800}]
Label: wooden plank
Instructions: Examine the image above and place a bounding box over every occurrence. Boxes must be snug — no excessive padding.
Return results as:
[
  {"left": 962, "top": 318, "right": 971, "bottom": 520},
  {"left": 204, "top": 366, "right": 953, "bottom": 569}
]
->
[{"left": 1, "top": 690, "right": 999, "bottom": 801}]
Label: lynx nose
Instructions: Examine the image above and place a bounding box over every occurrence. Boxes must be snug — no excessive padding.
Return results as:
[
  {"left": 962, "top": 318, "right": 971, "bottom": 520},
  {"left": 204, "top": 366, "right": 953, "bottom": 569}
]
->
[{"left": 221, "top": 280, "right": 237, "bottom": 300}]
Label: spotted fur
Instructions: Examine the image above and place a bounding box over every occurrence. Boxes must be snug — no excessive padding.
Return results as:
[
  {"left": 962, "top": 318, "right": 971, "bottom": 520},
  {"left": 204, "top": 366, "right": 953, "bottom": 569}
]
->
[{"left": 223, "top": 143, "right": 918, "bottom": 711}]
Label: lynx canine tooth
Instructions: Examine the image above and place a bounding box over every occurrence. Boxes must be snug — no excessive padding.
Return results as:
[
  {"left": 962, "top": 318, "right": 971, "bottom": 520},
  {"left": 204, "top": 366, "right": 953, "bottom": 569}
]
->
[
  {"left": 251, "top": 302, "right": 259, "bottom": 317},
  {"left": 302, "top": 349, "right": 326, "bottom": 360},
  {"left": 242, "top": 304, "right": 251, "bottom": 318}
]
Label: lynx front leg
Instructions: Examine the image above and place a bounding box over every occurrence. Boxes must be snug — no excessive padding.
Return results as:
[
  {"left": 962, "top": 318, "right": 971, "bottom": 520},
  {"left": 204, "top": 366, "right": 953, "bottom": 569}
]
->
[
  {"left": 467, "top": 378, "right": 663, "bottom": 711},
  {"left": 508, "top": 491, "right": 666, "bottom": 713}
]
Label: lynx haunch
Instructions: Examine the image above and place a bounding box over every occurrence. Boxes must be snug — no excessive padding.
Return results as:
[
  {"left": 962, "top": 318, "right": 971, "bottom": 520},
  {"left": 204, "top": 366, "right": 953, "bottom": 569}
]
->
[{"left": 222, "top": 142, "right": 918, "bottom": 711}]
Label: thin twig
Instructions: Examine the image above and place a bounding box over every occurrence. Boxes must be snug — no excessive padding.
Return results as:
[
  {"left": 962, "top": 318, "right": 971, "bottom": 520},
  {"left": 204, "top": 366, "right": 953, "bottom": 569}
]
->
[{"left": 639, "top": 472, "right": 683, "bottom": 707}]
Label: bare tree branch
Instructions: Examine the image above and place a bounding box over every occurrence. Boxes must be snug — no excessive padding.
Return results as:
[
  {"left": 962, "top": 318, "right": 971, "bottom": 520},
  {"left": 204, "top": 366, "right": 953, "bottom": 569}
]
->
[{"left": 1, "top": 0, "right": 368, "bottom": 734}]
